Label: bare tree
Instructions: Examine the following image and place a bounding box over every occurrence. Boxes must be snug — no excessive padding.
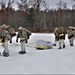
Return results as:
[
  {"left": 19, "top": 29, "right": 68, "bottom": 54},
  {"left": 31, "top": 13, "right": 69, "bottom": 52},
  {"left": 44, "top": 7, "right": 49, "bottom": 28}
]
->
[
  {"left": 7, "top": 0, "right": 15, "bottom": 8},
  {"left": 30, "top": 0, "right": 46, "bottom": 11},
  {"left": 0, "top": 0, "right": 6, "bottom": 10},
  {"left": 63, "top": 3, "right": 67, "bottom": 9},
  {"left": 72, "top": 0, "right": 75, "bottom": 10},
  {"left": 0, "top": 0, "right": 15, "bottom": 9},
  {"left": 57, "top": 0, "right": 63, "bottom": 9},
  {"left": 57, "top": 0, "right": 67, "bottom": 10},
  {"left": 0, "top": 0, "right": 15, "bottom": 24},
  {"left": 17, "top": 0, "right": 32, "bottom": 11}
]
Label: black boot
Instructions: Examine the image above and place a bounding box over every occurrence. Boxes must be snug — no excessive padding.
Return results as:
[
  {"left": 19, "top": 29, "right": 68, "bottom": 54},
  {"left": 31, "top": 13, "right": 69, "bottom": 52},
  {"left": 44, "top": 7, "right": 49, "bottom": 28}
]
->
[
  {"left": 63, "top": 45, "right": 65, "bottom": 48},
  {"left": 2, "top": 51, "right": 9, "bottom": 57},
  {"left": 18, "top": 51, "right": 26, "bottom": 54},
  {"left": 70, "top": 44, "right": 73, "bottom": 46},
  {"left": 58, "top": 47, "right": 62, "bottom": 49},
  {"left": 53, "top": 44, "right": 56, "bottom": 46}
]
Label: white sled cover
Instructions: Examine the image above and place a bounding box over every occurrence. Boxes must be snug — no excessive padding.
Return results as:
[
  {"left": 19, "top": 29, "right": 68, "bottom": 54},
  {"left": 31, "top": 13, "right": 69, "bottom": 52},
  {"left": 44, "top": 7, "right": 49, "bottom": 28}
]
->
[{"left": 35, "top": 40, "right": 53, "bottom": 50}]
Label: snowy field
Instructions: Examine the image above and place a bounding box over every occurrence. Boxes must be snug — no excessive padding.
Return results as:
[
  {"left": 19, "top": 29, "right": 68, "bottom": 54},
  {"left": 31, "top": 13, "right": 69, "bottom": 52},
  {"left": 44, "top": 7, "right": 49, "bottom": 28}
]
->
[{"left": 0, "top": 33, "right": 75, "bottom": 74}]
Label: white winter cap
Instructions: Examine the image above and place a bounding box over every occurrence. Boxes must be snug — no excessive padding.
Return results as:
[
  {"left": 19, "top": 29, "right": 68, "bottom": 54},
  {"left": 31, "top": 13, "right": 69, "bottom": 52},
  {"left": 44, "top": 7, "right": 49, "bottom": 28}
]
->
[
  {"left": 2, "top": 24, "right": 6, "bottom": 27},
  {"left": 2, "top": 24, "right": 7, "bottom": 28},
  {"left": 68, "top": 26, "right": 73, "bottom": 29},
  {"left": 18, "top": 27, "right": 23, "bottom": 30},
  {"left": 28, "top": 6, "right": 32, "bottom": 9}
]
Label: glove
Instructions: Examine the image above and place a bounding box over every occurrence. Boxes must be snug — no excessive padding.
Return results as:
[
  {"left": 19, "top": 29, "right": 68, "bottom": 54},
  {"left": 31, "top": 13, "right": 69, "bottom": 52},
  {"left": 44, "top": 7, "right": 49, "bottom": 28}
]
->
[
  {"left": 10, "top": 40, "right": 12, "bottom": 43},
  {"left": 2, "top": 36, "right": 5, "bottom": 42},
  {"left": 26, "top": 40, "right": 28, "bottom": 43},
  {"left": 12, "top": 33, "right": 16, "bottom": 36},
  {"left": 16, "top": 40, "right": 18, "bottom": 43}
]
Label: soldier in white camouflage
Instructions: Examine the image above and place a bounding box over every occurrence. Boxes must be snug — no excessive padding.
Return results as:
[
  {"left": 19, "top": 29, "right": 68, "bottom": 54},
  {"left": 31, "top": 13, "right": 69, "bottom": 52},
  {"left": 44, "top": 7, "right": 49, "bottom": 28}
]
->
[
  {"left": 16, "top": 27, "right": 31, "bottom": 54},
  {"left": 67, "top": 26, "right": 74, "bottom": 46},
  {"left": 53, "top": 27, "right": 59, "bottom": 46},
  {"left": 58, "top": 27, "right": 66, "bottom": 49},
  {"left": 1, "top": 24, "right": 11, "bottom": 57},
  {"left": 0, "top": 26, "right": 3, "bottom": 55}
]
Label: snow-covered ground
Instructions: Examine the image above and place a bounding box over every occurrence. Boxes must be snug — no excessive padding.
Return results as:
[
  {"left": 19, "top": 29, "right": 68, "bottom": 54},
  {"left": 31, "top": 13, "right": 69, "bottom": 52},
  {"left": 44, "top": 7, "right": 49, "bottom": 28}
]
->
[{"left": 0, "top": 33, "right": 75, "bottom": 74}]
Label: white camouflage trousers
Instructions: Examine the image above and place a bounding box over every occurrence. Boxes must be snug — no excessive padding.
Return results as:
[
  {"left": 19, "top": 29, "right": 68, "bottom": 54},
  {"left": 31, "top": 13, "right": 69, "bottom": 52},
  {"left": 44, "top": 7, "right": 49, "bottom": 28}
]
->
[
  {"left": 59, "top": 39, "right": 65, "bottom": 48},
  {"left": 2, "top": 39, "right": 9, "bottom": 53},
  {"left": 54, "top": 40, "right": 57, "bottom": 45},
  {"left": 21, "top": 41, "right": 26, "bottom": 52},
  {"left": 69, "top": 37, "right": 74, "bottom": 45}
]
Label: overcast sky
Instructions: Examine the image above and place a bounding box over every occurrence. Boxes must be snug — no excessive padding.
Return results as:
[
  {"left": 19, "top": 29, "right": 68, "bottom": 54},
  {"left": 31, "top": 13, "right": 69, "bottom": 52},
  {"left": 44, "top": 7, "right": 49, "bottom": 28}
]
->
[
  {"left": 45, "top": 0, "right": 73, "bottom": 9},
  {"left": 13, "top": 0, "right": 74, "bottom": 10}
]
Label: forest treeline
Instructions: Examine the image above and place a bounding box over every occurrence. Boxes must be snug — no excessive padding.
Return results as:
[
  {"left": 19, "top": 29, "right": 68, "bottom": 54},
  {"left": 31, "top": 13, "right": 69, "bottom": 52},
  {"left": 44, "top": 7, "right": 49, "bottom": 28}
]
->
[{"left": 0, "top": 0, "right": 75, "bottom": 32}]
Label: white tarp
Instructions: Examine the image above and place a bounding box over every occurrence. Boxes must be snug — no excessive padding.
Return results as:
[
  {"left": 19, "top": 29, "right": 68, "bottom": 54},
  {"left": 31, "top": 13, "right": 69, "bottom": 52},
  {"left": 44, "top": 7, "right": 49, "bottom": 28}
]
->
[{"left": 35, "top": 40, "right": 53, "bottom": 50}]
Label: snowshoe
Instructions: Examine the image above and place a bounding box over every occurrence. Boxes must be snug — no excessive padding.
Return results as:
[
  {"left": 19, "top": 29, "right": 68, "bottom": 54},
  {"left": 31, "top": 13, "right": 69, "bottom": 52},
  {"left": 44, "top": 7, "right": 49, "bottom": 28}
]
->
[
  {"left": 18, "top": 51, "right": 26, "bottom": 54},
  {"left": 2, "top": 51, "right": 9, "bottom": 57}
]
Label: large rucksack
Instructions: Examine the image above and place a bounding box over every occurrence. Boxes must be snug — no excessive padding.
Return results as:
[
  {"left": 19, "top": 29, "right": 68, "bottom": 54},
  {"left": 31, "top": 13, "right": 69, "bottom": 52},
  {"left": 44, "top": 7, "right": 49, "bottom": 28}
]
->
[
  {"left": 2, "top": 29, "right": 11, "bottom": 40},
  {"left": 23, "top": 28, "right": 31, "bottom": 43},
  {"left": 24, "top": 28, "right": 31, "bottom": 39},
  {"left": 8, "top": 28, "right": 16, "bottom": 37}
]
